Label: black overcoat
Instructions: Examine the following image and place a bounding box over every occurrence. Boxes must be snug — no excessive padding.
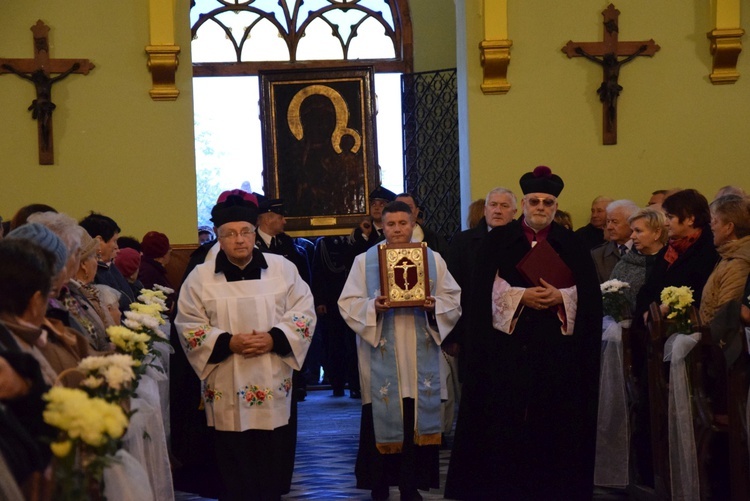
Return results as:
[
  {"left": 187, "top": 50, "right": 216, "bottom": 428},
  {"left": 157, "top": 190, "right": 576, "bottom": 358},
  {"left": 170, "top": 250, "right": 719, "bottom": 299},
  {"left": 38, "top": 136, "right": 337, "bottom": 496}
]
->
[{"left": 445, "top": 220, "right": 602, "bottom": 500}]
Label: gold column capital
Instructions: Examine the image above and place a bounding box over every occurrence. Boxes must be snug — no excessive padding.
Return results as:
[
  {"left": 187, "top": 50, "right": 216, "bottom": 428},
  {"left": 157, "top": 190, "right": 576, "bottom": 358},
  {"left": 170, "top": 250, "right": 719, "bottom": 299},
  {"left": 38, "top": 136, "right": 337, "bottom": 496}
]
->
[
  {"left": 145, "top": 45, "right": 181, "bottom": 100},
  {"left": 147, "top": 0, "right": 180, "bottom": 100},
  {"left": 707, "top": 28, "right": 744, "bottom": 84},
  {"left": 479, "top": 39, "right": 512, "bottom": 94}
]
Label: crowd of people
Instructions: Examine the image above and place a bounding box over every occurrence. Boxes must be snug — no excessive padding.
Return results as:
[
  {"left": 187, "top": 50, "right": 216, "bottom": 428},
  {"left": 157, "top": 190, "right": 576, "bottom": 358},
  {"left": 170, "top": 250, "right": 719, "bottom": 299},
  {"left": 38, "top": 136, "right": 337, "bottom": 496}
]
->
[{"left": 2, "top": 170, "right": 750, "bottom": 500}]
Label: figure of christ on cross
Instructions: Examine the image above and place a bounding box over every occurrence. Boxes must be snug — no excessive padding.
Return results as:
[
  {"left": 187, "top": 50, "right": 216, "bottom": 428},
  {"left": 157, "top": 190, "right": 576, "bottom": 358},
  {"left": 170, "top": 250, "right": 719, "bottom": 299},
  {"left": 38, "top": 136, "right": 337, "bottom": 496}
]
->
[
  {"left": 0, "top": 20, "right": 94, "bottom": 164},
  {"left": 563, "top": 4, "right": 659, "bottom": 145},
  {"left": 393, "top": 258, "right": 418, "bottom": 290}
]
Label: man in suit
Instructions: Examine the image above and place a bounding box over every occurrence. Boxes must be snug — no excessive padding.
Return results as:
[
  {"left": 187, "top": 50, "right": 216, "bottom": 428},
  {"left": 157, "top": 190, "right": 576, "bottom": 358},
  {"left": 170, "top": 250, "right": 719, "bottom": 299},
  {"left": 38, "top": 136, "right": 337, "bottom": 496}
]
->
[
  {"left": 591, "top": 199, "right": 639, "bottom": 283},
  {"left": 442, "top": 187, "right": 517, "bottom": 437},
  {"left": 575, "top": 196, "right": 613, "bottom": 250},
  {"left": 445, "top": 187, "right": 517, "bottom": 348}
]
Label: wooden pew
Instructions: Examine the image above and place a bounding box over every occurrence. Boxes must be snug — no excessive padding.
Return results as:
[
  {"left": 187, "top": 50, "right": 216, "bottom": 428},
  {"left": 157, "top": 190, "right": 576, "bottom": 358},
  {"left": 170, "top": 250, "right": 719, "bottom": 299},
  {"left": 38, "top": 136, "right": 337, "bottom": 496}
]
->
[
  {"left": 641, "top": 300, "right": 750, "bottom": 500},
  {"left": 644, "top": 302, "right": 671, "bottom": 499}
]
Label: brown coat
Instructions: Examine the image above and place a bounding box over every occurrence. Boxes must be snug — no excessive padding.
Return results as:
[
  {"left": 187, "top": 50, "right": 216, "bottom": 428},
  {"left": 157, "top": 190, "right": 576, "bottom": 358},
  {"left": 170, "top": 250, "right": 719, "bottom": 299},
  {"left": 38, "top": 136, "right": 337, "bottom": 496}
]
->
[{"left": 699, "top": 235, "right": 750, "bottom": 324}]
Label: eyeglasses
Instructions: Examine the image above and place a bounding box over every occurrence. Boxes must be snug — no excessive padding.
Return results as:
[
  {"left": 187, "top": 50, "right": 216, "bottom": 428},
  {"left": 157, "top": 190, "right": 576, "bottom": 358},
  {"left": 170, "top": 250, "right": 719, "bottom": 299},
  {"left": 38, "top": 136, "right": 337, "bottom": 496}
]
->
[
  {"left": 219, "top": 229, "right": 255, "bottom": 240},
  {"left": 526, "top": 197, "right": 556, "bottom": 208}
]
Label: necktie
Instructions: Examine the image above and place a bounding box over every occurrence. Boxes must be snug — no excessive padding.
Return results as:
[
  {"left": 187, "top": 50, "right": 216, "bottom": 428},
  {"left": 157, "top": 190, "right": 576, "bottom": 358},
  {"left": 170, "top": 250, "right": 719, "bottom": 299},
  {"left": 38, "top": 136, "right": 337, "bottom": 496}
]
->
[
  {"left": 270, "top": 236, "right": 278, "bottom": 251},
  {"left": 619, "top": 244, "right": 628, "bottom": 256}
]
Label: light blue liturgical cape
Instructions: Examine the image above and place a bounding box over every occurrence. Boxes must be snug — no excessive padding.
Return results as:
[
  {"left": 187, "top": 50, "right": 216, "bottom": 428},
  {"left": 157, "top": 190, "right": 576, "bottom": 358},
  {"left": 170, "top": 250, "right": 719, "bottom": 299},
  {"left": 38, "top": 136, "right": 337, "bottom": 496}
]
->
[{"left": 364, "top": 244, "right": 442, "bottom": 454}]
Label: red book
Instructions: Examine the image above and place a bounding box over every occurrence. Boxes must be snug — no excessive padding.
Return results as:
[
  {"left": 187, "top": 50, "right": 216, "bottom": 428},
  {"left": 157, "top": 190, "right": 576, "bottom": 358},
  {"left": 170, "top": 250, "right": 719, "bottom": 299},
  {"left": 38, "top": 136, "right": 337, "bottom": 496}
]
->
[{"left": 515, "top": 238, "right": 575, "bottom": 288}]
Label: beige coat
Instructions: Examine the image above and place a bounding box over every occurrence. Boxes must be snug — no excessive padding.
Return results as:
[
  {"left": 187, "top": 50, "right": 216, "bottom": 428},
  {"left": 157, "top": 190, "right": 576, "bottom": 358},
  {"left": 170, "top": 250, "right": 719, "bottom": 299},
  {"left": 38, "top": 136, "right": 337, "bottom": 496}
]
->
[{"left": 699, "top": 235, "right": 750, "bottom": 324}]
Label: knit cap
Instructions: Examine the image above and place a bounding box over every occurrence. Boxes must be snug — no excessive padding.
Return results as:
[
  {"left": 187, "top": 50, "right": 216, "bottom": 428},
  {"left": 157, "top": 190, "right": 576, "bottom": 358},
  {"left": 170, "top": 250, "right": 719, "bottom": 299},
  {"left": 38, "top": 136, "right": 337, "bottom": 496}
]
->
[
  {"left": 114, "top": 247, "right": 141, "bottom": 278},
  {"left": 6, "top": 222, "right": 68, "bottom": 275},
  {"left": 141, "top": 231, "right": 170, "bottom": 259}
]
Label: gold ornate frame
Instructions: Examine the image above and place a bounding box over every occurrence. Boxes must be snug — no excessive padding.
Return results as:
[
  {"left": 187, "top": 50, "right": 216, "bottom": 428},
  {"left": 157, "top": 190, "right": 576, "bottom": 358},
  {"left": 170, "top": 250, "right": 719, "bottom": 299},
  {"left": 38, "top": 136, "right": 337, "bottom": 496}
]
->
[
  {"left": 378, "top": 242, "right": 431, "bottom": 308},
  {"left": 259, "top": 67, "right": 380, "bottom": 236}
]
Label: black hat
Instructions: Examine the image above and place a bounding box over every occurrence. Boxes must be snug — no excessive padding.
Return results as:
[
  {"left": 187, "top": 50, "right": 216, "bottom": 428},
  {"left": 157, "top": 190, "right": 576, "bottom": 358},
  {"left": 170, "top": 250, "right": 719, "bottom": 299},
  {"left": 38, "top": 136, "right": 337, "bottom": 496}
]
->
[
  {"left": 211, "top": 194, "right": 258, "bottom": 227},
  {"left": 519, "top": 166, "right": 564, "bottom": 197},
  {"left": 256, "top": 194, "right": 285, "bottom": 215},
  {"left": 369, "top": 186, "right": 397, "bottom": 202}
]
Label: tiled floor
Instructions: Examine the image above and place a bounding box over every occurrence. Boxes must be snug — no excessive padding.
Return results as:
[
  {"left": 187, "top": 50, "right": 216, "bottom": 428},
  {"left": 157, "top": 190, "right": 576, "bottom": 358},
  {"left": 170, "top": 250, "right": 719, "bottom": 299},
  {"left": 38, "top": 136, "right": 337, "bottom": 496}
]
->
[
  {"left": 176, "top": 387, "right": 450, "bottom": 500},
  {"left": 176, "top": 387, "right": 627, "bottom": 500}
]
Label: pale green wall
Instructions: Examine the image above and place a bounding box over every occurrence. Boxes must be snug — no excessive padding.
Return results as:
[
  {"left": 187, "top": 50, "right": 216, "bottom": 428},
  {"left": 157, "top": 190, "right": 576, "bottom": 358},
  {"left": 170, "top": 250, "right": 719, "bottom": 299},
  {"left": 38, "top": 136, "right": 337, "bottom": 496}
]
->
[
  {"left": 0, "top": 1, "right": 197, "bottom": 243},
  {"left": 458, "top": 0, "right": 750, "bottom": 229},
  {"left": 410, "top": 0, "right": 457, "bottom": 72}
]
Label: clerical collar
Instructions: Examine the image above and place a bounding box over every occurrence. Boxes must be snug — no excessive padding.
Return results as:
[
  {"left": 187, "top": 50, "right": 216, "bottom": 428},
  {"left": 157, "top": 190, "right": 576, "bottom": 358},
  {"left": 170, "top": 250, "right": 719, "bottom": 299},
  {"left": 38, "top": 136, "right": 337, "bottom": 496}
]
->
[
  {"left": 521, "top": 218, "right": 551, "bottom": 245},
  {"left": 215, "top": 248, "right": 268, "bottom": 281}
]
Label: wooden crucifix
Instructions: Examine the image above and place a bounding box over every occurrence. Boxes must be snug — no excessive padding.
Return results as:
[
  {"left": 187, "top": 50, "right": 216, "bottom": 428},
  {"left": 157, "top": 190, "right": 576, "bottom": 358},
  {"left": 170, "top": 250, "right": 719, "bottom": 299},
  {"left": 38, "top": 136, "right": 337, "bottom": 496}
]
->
[
  {"left": 0, "top": 20, "right": 94, "bottom": 164},
  {"left": 562, "top": 4, "right": 659, "bottom": 145}
]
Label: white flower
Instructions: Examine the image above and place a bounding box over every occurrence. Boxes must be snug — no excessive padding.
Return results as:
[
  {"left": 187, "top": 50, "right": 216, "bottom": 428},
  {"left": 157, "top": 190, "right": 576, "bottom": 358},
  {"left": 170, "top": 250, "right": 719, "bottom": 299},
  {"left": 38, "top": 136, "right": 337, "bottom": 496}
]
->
[
  {"left": 153, "top": 284, "right": 174, "bottom": 295},
  {"left": 124, "top": 311, "right": 164, "bottom": 333},
  {"left": 601, "top": 279, "right": 630, "bottom": 294}
]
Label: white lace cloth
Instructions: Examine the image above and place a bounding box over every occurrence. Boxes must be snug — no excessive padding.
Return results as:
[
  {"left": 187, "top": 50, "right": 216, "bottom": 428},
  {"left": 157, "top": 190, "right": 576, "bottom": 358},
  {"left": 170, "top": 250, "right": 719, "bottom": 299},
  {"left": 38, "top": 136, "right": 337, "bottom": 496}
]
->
[
  {"left": 594, "top": 316, "right": 629, "bottom": 487},
  {"left": 663, "top": 332, "right": 701, "bottom": 501},
  {"left": 122, "top": 373, "right": 174, "bottom": 501},
  {"left": 103, "top": 449, "right": 154, "bottom": 501}
]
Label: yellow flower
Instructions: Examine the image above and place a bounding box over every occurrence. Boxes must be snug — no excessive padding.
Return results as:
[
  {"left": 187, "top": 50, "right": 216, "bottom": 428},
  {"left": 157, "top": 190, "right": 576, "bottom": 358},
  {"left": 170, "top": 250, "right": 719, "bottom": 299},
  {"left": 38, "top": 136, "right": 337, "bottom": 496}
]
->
[
  {"left": 43, "top": 387, "right": 128, "bottom": 447},
  {"left": 50, "top": 440, "right": 73, "bottom": 458}
]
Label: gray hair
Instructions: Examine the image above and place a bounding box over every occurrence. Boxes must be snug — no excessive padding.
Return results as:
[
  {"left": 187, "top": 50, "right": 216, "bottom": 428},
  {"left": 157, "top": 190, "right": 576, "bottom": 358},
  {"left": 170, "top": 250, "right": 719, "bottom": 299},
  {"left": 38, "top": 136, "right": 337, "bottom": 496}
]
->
[
  {"left": 710, "top": 194, "right": 750, "bottom": 238},
  {"left": 485, "top": 187, "right": 517, "bottom": 207},
  {"left": 27, "top": 211, "right": 83, "bottom": 256},
  {"left": 606, "top": 199, "right": 640, "bottom": 218},
  {"left": 94, "top": 283, "right": 122, "bottom": 308}
]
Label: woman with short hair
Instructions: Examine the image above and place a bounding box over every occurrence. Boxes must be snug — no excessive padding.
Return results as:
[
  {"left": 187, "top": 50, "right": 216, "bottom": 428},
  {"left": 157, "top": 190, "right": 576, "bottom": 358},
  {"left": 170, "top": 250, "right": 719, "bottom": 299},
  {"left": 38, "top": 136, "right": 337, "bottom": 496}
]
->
[
  {"left": 699, "top": 194, "right": 750, "bottom": 324},
  {"left": 609, "top": 208, "right": 668, "bottom": 315},
  {"left": 635, "top": 189, "right": 720, "bottom": 322}
]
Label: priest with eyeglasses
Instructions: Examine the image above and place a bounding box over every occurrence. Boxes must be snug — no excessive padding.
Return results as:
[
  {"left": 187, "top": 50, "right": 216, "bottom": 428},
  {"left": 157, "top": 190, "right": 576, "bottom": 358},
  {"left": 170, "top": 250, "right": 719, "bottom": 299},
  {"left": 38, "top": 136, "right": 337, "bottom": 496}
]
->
[
  {"left": 445, "top": 166, "right": 602, "bottom": 500},
  {"left": 176, "top": 193, "right": 316, "bottom": 501}
]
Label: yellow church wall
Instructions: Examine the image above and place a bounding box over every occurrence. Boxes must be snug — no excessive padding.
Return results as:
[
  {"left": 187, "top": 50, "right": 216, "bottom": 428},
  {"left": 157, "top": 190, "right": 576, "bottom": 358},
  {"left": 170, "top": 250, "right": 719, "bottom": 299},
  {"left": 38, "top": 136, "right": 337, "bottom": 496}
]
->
[
  {"left": 459, "top": 0, "right": 750, "bottom": 229},
  {"left": 7, "top": 1, "right": 742, "bottom": 243},
  {"left": 410, "top": 0, "right": 458, "bottom": 72},
  {"left": 0, "top": 1, "right": 457, "bottom": 245},
  {"left": 0, "top": 1, "right": 197, "bottom": 243}
]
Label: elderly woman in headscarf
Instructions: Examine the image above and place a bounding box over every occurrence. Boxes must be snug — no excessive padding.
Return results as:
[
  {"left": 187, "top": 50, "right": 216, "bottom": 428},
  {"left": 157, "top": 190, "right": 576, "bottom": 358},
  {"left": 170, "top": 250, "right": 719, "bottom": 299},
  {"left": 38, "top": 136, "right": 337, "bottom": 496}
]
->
[{"left": 699, "top": 194, "right": 750, "bottom": 324}]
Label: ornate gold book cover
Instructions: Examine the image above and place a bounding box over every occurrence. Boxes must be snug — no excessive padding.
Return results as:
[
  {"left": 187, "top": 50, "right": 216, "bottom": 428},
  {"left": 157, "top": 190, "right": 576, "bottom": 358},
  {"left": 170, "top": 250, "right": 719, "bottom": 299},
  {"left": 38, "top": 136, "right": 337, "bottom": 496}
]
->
[{"left": 377, "top": 242, "right": 431, "bottom": 308}]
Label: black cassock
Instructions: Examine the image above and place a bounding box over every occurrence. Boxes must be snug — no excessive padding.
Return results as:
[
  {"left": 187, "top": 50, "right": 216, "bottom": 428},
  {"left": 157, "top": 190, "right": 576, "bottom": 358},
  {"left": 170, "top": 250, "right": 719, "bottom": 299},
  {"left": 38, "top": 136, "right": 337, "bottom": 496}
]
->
[{"left": 445, "top": 220, "right": 602, "bottom": 500}]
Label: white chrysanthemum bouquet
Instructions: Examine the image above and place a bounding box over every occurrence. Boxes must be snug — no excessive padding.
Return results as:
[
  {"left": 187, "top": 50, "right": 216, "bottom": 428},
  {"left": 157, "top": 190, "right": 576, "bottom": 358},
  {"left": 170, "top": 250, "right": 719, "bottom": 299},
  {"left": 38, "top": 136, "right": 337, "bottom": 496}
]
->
[{"left": 600, "top": 279, "right": 631, "bottom": 322}]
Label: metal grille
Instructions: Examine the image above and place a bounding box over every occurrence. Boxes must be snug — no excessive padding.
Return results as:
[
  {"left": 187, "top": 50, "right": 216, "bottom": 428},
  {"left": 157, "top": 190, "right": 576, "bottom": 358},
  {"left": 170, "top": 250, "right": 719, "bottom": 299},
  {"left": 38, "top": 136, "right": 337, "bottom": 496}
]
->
[{"left": 402, "top": 69, "right": 460, "bottom": 241}]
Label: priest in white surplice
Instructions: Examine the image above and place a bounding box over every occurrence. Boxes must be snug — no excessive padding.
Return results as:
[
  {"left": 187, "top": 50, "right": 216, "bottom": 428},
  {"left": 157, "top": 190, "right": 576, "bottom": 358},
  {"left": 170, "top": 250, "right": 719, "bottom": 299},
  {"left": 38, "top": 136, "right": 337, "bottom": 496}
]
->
[
  {"left": 338, "top": 200, "right": 461, "bottom": 501},
  {"left": 176, "top": 194, "right": 316, "bottom": 501}
]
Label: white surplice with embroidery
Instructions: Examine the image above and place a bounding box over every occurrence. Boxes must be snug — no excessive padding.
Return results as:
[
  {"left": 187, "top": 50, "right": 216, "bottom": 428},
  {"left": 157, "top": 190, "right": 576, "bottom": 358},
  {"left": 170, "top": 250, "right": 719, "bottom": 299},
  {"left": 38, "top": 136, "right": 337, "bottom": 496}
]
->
[{"left": 176, "top": 253, "right": 315, "bottom": 432}]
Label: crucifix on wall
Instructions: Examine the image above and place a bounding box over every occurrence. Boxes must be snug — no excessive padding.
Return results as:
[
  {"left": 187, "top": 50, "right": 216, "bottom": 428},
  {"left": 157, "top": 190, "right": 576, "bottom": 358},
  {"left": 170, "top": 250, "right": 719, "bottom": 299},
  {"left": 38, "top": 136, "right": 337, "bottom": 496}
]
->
[
  {"left": 562, "top": 4, "right": 659, "bottom": 145},
  {"left": 0, "top": 20, "right": 94, "bottom": 164}
]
